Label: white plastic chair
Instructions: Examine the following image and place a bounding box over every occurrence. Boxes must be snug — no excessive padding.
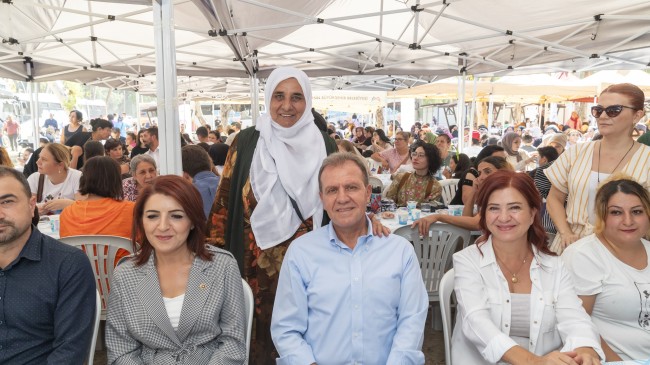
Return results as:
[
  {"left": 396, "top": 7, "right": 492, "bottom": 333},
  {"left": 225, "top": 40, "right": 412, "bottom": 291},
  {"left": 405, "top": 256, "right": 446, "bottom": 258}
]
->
[
  {"left": 440, "top": 269, "right": 455, "bottom": 365},
  {"left": 368, "top": 176, "right": 383, "bottom": 191},
  {"left": 58, "top": 235, "right": 133, "bottom": 319},
  {"left": 366, "top": 158, "right": 382, "bottom": 175},
  {"left": 241, "top": 279, "right": 254, "bottom": 365},
  {"left": 393, "top": 224, "right": 469, "bottom": 328},
  {"left": 439, "top": 178, "right": 459, "bottom": 206},
  {"left": 86, "top": 289, "right": 102, "bottom": 365}
]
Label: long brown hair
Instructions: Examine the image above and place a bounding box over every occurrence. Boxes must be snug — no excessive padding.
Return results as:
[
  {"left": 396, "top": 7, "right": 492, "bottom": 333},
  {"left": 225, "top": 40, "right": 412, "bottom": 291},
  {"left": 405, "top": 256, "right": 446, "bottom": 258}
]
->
[
  {"left": 475, "top": 170, "right": 553, "bottom": 256},
  {"left": 132, "top": 175, "right": 212, "bottom": 266}
]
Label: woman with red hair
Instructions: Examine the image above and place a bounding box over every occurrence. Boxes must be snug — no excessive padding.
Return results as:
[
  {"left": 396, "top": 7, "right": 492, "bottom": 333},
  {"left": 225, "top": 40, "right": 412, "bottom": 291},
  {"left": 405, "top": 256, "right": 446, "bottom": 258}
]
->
[{"left": 451, "top": 170, "right": 603, "bottom": 365}]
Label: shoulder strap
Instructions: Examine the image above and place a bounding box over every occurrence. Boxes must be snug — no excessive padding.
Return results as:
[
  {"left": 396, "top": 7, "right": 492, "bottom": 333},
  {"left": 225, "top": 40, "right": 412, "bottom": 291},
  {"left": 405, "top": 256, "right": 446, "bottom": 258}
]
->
[
  {"left": 397, "top": 172, "right": 411, "bottom": 192},
  {"left": 37, "top": 174, "right": 45, "bottom": 202}
]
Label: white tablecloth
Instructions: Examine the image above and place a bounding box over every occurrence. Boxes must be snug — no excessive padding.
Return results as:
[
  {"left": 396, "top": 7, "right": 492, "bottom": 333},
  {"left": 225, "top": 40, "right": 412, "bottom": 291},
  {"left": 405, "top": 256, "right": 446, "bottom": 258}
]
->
[
  {"left": 604, "top": 361, "right": 650, "bottom": 364},
  {"left": 37, "top": 215, "right": 60, "bottom": 239}
]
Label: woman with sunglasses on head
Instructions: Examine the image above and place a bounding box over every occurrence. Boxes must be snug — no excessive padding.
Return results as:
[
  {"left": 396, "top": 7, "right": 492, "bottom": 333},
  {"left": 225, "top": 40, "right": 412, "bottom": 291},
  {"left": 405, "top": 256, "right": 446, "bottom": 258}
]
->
[
  {"left": 545, "top": 83, "right": 650, "bottom": 254},
  {"left": 562, "top": 176, "right": 650, "bottom": 362},
  {"left": 384, "top": 141, "right": 442, "bottom": 207}
]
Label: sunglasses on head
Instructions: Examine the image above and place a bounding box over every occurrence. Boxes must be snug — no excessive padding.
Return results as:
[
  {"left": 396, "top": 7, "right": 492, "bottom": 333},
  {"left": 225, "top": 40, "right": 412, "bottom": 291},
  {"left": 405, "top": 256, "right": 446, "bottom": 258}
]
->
[{"left": 590, "top": 104, "right": 636, "bottom": 118}]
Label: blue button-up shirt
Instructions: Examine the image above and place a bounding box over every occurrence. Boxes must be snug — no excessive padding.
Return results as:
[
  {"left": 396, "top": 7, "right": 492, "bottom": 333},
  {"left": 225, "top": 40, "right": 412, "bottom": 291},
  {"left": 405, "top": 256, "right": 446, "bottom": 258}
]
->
[
  {"left": 271, "top": 218, "right": 428, "bottom": 365},
  {"left": 0, "top": 227, "right": 96, "bottom": 365}
]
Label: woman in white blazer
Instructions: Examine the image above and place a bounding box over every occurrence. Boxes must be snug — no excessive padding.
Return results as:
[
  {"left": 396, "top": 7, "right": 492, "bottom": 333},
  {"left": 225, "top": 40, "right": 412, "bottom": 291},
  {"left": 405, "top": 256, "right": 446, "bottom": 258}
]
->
[
  {"left": 106, "top": 175, "right": 246, "bottom": 364},
  {"left": 451, "top": 170, "right": 603, "bottom": 365}
]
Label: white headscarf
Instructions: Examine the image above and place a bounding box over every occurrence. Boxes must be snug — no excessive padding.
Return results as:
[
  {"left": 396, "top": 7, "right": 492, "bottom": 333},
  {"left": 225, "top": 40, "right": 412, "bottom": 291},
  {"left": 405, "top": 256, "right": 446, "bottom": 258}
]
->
[{"left": 249, "top": 67, "right": 326, "bottom": 249}]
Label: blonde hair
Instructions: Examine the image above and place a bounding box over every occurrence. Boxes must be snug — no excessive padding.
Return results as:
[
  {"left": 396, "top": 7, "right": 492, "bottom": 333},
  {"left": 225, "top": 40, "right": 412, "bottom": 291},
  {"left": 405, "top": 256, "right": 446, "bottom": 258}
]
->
[
  {"left": 43, "top": 143, "right": 72, "bottom": 170},
  {"left": 594, "top": 173, "right": 650, "bottom": 237}
]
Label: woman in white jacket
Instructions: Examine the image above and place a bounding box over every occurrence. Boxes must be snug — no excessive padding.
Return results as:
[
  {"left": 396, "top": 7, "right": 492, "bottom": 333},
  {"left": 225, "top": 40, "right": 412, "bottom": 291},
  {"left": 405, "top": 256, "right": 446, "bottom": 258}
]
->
[{"left": 451, "top": 170, "right": 603, "bottom": 365}]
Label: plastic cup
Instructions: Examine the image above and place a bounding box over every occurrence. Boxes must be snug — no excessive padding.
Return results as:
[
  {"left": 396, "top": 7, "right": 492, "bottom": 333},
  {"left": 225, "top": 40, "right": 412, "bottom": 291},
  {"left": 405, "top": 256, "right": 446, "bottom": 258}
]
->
[
  {"left": 49, "top": 216, "right": 60, "bottom": 233},
  {"left": 412, "top": 208, "right": 421, "bottom": 220},
  {"left": 448, "top": 205, "right": 463, "bottom": 216},
  {"left": 437, "top": 209, "right": 449, "bottom": 215},
  {"left": 397, "top": 209, "right": 409, "bottom": 225},
  {"left": 407, "top": 200, "right": 417, "bottom": 213}
]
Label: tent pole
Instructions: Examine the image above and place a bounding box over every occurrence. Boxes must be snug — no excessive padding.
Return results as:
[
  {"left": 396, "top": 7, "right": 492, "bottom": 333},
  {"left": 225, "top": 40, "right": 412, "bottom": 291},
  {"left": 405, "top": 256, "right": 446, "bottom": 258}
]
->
[
  {"left": 29, "top": 83, "right": 39, "bottom": 148},
  {"left": 153, "top": 0, "right": 181, "bottom": 176},
  {"left": 488, "top": 93, "right": 494, "bottom": 130},
  {"left": 456, "top": 73, "right": 466, "bottom": 153},
  {"left": 250, "top": 74, "right": 259, "bottom": 126},
  {"left": 469, "top": 76, "right": 477, "bottom": 147}
]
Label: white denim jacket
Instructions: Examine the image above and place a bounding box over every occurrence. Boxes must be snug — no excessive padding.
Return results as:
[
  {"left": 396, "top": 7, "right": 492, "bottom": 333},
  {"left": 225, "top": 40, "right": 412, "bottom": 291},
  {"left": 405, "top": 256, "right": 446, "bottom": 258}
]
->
[{"left": 451, "top": 237, "right": 604, "bottom": 364}]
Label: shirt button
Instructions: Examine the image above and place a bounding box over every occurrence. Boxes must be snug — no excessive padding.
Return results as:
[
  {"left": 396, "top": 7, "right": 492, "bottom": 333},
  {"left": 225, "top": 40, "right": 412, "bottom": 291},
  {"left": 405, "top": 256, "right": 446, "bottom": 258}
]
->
[
  {"left": 354, "top": 277, "right": 359, "bottom": 281},
  {"left": 534, "top": 321, "right": 538, "bottom": 324},
  {"left": 354, "top": 305, "right": 359, "bottom": 310},
  {"left": 504, "top": 324, "right": 509, "bottom": 328},
  {"left": 506, "top": 299, "right": 510, "bottom": 303}
]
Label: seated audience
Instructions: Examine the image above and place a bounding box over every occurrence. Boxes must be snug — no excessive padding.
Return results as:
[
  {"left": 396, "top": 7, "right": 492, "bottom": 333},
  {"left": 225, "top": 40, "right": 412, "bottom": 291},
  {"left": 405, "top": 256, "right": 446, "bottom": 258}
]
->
[
  {"left": 27, "top": 143, "right": 81, "bottom": 214},
  {"left": 450, "top": 153, "right": 471, "bottom": 179},
  {"left": 449, "top": 146, "right": 506, "bottom": 206},
  {"left": 563, "top": 176, "right": 650, "bottom": 361},
  {"left": 83, "top": 140, "right": 105, "bottom": 163},
  {"left": 0, "top": 167, "right": 95, "bottom": 365},
  {"left": 122, "top": 154, "right": 157, "bottom": 202},
  {"left": 385, "top": 142, "right": 442, "bottom": 207},
  {"left": 106, "top": 175, "right": 247, "bottom": 364},
  {"left": 60, "top": 156, "right": 135, "bottom": 240},
  {"left": 181, "top": 145, "right": 220, "bottom": 218},
  {"left": 104, "top": 138, "right": 131, "bottom": 176},
  {"left": 452, "top": 170, "right": 603, "bottom": 364},
  {"left": 365, "top": 128, "right": 392, "bottom": 155},
  {"left": 371, "top": 131, "right": 411, "bottom": 174},
  {"left": 129, "top": 129, "right": 149, "bottom": 158},
  {"left": 414, "top": 156, "right": 513, "bottom": 232}
]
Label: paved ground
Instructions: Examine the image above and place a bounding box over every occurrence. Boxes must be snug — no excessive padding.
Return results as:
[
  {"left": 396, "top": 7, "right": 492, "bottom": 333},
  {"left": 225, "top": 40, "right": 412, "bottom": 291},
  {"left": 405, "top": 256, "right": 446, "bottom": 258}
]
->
[{"left": 92, "top": 308, "right": 448, "bottom": 364}]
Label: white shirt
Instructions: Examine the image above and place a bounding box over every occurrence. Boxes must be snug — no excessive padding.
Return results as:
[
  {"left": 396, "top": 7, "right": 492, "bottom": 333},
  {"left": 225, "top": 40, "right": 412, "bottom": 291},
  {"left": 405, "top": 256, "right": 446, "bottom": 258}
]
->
[
  {"left": 451, "top": 237, "right": 604, "bottom": 364},
  {"left": 225, "top": 131, "right": 239, "bottom": 146},
  {"left": 162, "top": 294, "right": 185, "bottom": 330},
  {"left": 145, "top": 148, "right": 160, "bottom": 166},
  {"left": 563, "top": 235, "right": 650, "bottom": 360},
  {"left": 27, "top": 169, "right": 82, "bottom": 203}
]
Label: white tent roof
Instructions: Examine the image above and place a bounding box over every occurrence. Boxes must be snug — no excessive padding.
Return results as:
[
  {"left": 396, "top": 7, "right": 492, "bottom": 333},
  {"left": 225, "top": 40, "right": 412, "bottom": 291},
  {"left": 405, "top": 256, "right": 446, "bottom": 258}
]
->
[{"left": 1, "top": 0, "right": 649, "bottom": 97}]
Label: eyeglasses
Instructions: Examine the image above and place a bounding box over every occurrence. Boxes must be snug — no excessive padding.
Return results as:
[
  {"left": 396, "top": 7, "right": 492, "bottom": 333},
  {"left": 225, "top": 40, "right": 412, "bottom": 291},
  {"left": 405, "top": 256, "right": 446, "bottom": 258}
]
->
[
  {"left": 394, "top": 138, "right": 406, "bottom": 141},
  {"left": 590, "top": 105, "right": 636, "bottom": 118},
  {"left": 410, "top": 152, "right": 426, "bottom": 158}
]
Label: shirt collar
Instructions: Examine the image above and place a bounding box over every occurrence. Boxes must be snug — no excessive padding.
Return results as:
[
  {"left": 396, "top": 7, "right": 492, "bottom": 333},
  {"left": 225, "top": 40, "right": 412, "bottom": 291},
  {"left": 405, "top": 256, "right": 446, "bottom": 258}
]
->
[
  {"left": 327, "top": 216, "right": 374, "bottom": 251},
  {"left": 3, "top": 226, "right": 42, "bottom": 270}
]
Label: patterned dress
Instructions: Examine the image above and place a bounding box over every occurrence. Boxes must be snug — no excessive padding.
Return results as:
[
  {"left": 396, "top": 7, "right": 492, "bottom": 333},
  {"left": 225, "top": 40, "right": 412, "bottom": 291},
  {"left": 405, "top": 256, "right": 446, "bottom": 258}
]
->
[
  {"left": 206, "top": 136, "right": 313, "bottom": 365},
  {"left": 384, "top": 172, "right": 442, "bottom": 207}
]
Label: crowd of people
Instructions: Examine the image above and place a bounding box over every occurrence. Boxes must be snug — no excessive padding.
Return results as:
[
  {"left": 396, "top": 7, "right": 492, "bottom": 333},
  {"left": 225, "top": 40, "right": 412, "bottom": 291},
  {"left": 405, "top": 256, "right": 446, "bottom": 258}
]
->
[{"left": 0, "top": 69, "right": 649, "bottom": 365}]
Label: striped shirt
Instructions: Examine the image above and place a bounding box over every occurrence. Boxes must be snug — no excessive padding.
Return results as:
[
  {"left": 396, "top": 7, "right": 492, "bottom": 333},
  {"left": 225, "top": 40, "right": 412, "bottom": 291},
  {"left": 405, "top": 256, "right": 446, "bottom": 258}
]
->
[{"left": 544, "top": 141, "right": 650, "bottom": 253}]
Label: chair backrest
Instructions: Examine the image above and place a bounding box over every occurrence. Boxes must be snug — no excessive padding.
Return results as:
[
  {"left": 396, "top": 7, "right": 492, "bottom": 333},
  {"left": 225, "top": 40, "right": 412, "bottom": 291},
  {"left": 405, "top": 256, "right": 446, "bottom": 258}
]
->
[
  {"left": 58, "top": 235, "right": 133, "bottom": 319},
  {"left": 366, "top": 158, "right": 382, "bottom": 175},
  {"left": 439, "top": 178, "right": 459, "bottom": 206},
  {"left": 86, "top": 289, "right": 102, "bottom": 365},
  {"left": 394, "top": 224, "right": 469, "bottom": 300},
  {"left": 241, "top": 279, "right": 254, "bottom": 365},
  {"left": 440, "top": 269, "right": 455, "bottom": 365}
]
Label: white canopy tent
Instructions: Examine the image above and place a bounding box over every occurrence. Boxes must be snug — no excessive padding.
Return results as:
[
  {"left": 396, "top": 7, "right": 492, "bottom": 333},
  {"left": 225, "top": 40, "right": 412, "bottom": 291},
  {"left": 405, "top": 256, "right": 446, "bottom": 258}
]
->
[{"left": 1, "top": 0, "right": 649, "bottom": 172}]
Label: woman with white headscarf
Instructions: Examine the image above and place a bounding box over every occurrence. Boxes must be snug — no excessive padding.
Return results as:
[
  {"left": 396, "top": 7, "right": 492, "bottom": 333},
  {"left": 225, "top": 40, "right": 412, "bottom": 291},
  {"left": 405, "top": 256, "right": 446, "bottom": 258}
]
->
[{"left": 205, "top": 67, "right": 343, "bottom": 364}]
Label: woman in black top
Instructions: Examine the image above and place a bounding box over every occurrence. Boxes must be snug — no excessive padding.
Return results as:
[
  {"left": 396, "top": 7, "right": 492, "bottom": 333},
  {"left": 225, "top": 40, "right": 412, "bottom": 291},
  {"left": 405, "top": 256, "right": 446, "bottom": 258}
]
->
[
  {"left": 65, "top": 118, "right": 112, "bottom": 169},
  {"left": 129, "top": 129, "right": 149, "bottom": 158}
]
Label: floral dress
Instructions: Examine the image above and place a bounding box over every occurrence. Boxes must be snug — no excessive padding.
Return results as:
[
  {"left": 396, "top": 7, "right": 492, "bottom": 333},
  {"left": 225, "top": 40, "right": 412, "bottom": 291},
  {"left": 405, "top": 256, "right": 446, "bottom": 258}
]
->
[
  {"left": 206, "top": 137, "right": 312, "bottom": 365},
  {"left": 384, "top": 172, "right": 442, "bottom": 207}
]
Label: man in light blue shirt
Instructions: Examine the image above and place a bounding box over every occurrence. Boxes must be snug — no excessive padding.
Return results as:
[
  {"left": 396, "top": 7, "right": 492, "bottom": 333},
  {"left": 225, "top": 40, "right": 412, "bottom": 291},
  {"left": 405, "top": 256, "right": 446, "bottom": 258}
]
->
[{"left": 271, "top": 152, "right": 428, "bottom": 365}]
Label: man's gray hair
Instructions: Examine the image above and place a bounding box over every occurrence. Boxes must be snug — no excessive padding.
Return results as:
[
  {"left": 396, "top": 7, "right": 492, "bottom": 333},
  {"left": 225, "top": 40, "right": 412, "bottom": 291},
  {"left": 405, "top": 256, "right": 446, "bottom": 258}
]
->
[
  {"left": 130, "top": 154, "right": 157, "bottom": 174},
  {"left": 318, "top": 152, "right": 369, "bottom": 192},
  {"left": 0, "top": 166, "right": 32, "bottom": 198}
]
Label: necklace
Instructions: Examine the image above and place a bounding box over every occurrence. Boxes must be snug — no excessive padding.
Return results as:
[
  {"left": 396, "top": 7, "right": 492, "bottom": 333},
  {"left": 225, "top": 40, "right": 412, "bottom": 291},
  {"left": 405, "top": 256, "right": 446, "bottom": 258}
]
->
[
  {"left": 597, "top": 141, "right": 635, "bottom": 183},
  {"left": 495, "top": 252, "right": 530, "bottom": 284}
]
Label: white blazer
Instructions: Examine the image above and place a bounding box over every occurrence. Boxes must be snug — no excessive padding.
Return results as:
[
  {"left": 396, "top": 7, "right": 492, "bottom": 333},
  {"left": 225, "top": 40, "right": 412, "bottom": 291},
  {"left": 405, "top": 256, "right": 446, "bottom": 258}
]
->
[{"left": 451, "top": 237, "right": 604, "bottom": 364}]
